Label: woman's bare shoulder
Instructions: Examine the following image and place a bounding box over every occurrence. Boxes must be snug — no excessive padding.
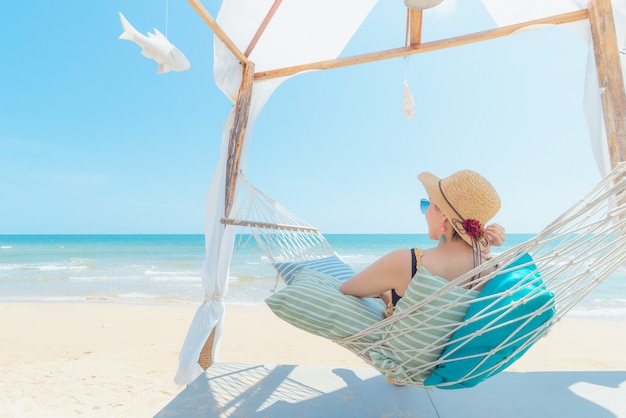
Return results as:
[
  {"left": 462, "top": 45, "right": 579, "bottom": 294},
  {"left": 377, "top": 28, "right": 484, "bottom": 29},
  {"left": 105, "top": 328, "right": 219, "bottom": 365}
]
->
[{"left": 383, "top": 248, "right": 412, "bottom": 262}]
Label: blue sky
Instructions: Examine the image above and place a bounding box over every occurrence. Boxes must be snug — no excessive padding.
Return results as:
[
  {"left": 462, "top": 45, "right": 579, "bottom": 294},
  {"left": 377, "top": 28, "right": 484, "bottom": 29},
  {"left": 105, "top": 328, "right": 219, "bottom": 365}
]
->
[{"left": 0, "top": 1, "right": 603, "bottom": 234}]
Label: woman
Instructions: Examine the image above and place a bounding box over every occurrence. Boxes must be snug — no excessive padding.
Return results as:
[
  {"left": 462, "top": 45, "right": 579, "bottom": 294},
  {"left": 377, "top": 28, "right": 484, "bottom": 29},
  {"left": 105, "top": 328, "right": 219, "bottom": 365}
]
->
[{"left": 340, "top": 169, "right": 505, "bottom": 315}]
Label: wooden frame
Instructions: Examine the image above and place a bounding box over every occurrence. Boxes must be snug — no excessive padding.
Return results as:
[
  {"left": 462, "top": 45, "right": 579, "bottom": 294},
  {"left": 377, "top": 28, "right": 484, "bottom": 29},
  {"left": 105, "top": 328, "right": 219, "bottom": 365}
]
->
[
  {"left": 189, "top": 0, "right": 625, "bottom": 207},
  {"left": 188, "top": 0, "right": 626, "bottom": 212},
  {"left": 589, "top": 0, "right": 626, "bottom": 169},
  {"left": 188, "top": 0, "right": 626, "bottom": 371},
  {"left": 224, "top": 62, "right": 255, "bottom": 217},
  {"left": 253, "top": 9, "right": 589, "bottom": 80}
]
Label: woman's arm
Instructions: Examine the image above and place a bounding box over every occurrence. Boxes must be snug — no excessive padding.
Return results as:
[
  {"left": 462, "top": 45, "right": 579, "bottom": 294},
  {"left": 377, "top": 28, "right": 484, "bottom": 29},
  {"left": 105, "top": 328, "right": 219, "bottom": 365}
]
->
[{"left": 339, "top": 249, "right": 412, "bottom": 298}]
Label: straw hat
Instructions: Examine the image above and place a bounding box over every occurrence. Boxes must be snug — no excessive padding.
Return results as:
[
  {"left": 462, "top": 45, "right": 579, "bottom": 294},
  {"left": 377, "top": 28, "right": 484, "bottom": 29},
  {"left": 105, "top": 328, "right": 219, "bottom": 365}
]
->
[{"left": 418, "top": 169, "right": 501, "bottom": 250}]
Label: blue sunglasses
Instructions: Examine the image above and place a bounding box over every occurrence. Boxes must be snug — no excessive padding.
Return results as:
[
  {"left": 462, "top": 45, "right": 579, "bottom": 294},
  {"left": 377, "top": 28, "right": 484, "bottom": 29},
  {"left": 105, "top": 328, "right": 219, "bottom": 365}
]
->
[{"left": 420, "top": 199, "right": 430, "bottom": 215}]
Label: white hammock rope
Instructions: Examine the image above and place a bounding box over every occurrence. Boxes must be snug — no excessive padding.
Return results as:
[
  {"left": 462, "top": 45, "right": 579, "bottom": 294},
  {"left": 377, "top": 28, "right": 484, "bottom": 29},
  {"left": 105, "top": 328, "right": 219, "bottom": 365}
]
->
[
  {"left": 226, "top": 174, "right": 338, "bottom": 264},
  {"left": 225, "top": 164, "right": 626, "bottom": 387}
]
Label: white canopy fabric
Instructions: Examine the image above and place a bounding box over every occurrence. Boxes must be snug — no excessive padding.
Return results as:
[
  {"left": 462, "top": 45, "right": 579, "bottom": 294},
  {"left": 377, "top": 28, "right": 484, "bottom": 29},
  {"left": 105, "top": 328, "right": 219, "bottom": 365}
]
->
[
  {"left": 175, "top": 0, "right": 626, "bottom": 385},
  {"left": 481, "top": 0, "right": 626, "bottom": 175}
]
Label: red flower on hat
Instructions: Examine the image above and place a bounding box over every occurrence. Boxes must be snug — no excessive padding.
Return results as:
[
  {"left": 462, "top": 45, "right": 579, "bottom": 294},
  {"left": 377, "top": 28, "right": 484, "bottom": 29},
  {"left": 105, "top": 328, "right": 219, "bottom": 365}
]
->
[{"left": 462, "top": 219, "right": 482, "bottom": 239}]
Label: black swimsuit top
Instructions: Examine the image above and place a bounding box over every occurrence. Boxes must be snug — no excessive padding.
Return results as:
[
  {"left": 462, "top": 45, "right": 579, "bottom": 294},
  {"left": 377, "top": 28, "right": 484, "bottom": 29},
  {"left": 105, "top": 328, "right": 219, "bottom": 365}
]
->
[{"left": 391, "top": 248, "right": 421, "bottom": 306}]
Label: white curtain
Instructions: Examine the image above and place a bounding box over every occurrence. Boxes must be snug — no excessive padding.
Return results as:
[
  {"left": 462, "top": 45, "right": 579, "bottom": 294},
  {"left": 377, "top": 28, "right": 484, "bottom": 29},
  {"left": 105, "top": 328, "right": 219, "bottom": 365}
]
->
[
  {"left": 173, "top": 83, "right": 280, "bottom": 385},
  {"left": 175, "top": 0, "right": 379, "bottom": 385}
]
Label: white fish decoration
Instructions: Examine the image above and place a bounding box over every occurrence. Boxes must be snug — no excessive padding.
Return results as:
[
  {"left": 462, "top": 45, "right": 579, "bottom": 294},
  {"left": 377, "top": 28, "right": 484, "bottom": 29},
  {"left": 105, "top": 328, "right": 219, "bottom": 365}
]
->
[
  {"left": 403, "top": 76, "right": 415, "bottom": 119},
  {"left": 118, "top": 12, "right": 190, "bottom": 74}
]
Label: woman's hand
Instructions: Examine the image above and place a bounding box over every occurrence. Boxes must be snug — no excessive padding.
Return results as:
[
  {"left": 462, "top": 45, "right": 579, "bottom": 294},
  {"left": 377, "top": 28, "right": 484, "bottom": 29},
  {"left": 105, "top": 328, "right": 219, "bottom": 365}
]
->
[
  {"left": 481, "top": 223, "right": 506, "bottom": 255},
  {"left": 485, "top": 223, "right": 506, "bottom": 247}
]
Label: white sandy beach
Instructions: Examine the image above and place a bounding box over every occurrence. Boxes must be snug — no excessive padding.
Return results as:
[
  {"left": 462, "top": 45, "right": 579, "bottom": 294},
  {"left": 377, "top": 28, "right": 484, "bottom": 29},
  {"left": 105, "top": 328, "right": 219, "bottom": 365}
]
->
[{"left": 0, "top": 302, "right": 625, "bottom": 417}]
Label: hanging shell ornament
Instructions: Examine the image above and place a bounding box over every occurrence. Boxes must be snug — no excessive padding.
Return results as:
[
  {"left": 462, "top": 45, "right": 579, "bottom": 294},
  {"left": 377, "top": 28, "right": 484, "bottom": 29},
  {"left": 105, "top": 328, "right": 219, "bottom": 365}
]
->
[
  {"left": 403, "top": 77, "right": 415, "bottom": 119},
  {"left": 404, "top": 0, "right": 444, "bottom": 10}
]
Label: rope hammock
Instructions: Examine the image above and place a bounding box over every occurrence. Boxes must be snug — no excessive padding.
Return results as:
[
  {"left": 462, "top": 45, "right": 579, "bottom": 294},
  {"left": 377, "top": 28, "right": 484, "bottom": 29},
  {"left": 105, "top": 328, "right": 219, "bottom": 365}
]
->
[
  {"left": 223, "top": 176, "right": 335, "bottom": 265},
  {"left": 223, "top": 162, "right": 626, "bottom": 388}
]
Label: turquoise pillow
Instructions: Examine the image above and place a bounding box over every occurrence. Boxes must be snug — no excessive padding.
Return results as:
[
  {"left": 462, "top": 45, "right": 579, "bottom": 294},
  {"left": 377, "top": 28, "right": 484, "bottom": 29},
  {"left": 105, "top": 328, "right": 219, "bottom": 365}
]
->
[
  {"left": 265, "top": 269, "right": 385, "bottom": 342},
  {"left": 424, "top": 253, "right": 555, "bottom": 389},
  {"left": 274, "top": 255, "right": 355, "bottom": 284}
]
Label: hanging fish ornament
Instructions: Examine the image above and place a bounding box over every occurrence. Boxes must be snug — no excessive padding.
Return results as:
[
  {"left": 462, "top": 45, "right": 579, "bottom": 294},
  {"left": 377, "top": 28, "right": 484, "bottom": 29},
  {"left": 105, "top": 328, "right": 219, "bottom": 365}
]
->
[
  {"left": 118, "top": 12, "right": 190, "bottom": 74},
  {"left": 403, "top": 76, "right": 415, "bottom": 119}
]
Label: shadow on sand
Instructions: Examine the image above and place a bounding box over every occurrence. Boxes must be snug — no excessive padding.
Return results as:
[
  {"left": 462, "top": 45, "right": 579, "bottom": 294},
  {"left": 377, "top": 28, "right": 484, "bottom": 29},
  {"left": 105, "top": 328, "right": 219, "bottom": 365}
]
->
[{"left": 156, "top": 363, "right": 626, "bottom": 418}]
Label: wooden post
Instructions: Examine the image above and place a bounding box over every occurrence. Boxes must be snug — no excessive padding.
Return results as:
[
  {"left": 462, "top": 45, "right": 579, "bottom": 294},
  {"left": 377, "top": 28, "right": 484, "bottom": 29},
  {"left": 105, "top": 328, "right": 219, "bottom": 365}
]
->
[
  {"left": 408, "top": 9, "right": 423, "bottom": 46},
  {"left": 589, "top": 0, "right": 626, "bottom": 167},
  {"left": 187, "top": 0, "right": 248, "bottom": 65},
  {"left": 198, "top": 62, "right": 255, "bottom": 371},
  {"left": 225, "top": 62, "right": 255, "bottom": 217}
]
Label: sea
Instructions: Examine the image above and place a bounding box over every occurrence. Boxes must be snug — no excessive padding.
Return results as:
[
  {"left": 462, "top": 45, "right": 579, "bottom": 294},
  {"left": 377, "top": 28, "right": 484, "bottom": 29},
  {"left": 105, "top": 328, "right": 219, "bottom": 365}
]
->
[{"left": 1, "top": 234, "right": 625, "bottom": 320}]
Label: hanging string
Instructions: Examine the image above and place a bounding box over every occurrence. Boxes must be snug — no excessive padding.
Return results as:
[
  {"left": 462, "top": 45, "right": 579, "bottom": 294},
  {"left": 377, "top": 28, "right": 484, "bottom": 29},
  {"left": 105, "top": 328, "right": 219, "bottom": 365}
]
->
[
  {"left": 403, "top": 60, "right": 415, "bottom": 119},
  {"left": 165, "top": 0, "right": 169, "bottom": 37},
  {"left": 403, "top": 9, "right": 415, "bottom": 119},
  {"left": 405, "top": 9, "right": 411, "bottom": 48}
]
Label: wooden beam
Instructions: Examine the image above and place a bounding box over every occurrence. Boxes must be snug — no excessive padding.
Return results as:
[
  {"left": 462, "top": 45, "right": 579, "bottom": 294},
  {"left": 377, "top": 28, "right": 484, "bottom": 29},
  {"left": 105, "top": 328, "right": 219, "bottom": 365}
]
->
[
  {"left": 254, "top": 9, "right": 589, "bottom": 81},
  {"left": 244, "top": 0, "right": 283, "bottom": 58},
  {"left": 187, "top": 0, "right": 249, "bottom": 65},
  {"left": 221, "top": 218, "right": 319, "bottom": 233},
  {"left": 408, "top": 9, "right": 423, "bottom": 46},
  {"left": 588, "top": 0, "right": 626, "bottom": 167},
  {"left": 225, "top": 63, "right": 255, "bottom": 217}
]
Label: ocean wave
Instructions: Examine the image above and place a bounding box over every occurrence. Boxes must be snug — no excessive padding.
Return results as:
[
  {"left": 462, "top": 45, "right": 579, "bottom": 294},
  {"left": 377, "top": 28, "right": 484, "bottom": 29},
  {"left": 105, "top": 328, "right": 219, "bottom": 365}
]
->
[
  {"left": 228, "top": 274, "right": 277, "bottom": 283},
  {"left": 1, "top": 234, "right": 623, "bottom": 307},
  {"left": 66, "top": 274, "right": 200, "bottom": 283},
  {"left": 233, "top": 260, "right": 264, "bottom": 266},
  {"left": 144, "top": 275, "right": 200, "bottom": 283},
  {"left": 0, "top": 264, "right": 92, "bottom": 274},
  {"left": 0, "top": 246, "right": 12, "bottom": 250},
  {"left": 567, "top": 307, "right": 626, "bottom": 321},
  {"left": 37, "top": 264, "right": 89, "bottom": 272},
  {"left": 144, "top": 269, "right": 199, "bottom": 277},
  {"left": 3, "top": 259, "right": 97, "bottom": 272},
  {"left": 0, "top": 264, "right": 21, "bottom": 271},
  {"left": 118, "top": 292, "right": 160, "bottom": 300},
  {"left": 0, "top": 295, "right": 87, "bottom": 303},
  {"left": 160, "top": 283, "right": 202, "bottom": 288},
  {"left": 68, "top": 275, "right": 131, "bottom": 282}
]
